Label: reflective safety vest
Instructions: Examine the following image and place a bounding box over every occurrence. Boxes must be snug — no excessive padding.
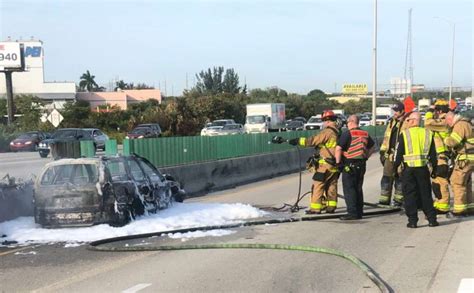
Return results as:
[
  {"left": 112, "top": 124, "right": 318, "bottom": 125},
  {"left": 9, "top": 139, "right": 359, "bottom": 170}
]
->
[
  {"left": 343, "top": 129, "right": 369, "bottom": 160},
  {"left": 401, "top": 127, "right": 433, "bottom": 167}
]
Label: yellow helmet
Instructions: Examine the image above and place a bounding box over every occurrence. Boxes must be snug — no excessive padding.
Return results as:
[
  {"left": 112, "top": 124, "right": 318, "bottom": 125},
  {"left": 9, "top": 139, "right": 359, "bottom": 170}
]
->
[{"left": 434, "top": 99, "right": 448, "bottom": 106}]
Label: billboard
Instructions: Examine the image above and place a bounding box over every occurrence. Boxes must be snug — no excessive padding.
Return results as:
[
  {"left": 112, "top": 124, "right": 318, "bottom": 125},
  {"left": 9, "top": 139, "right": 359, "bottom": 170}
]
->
[
  {"left": 342, "top": 83, "right": 368, "bottom": 95},
  {"left": 0, "top": 42, "right": 22, "bottom": 70}
]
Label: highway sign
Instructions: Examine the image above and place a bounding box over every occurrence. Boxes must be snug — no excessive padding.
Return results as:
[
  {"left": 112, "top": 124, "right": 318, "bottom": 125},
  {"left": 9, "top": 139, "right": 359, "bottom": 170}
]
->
[{"left": 47, "top": 109, "right": 64, "bottom": 127}]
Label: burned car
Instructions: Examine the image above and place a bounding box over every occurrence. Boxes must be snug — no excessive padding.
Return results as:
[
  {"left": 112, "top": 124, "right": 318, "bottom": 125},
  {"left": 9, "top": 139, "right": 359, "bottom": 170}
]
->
[{"left": 34, "top": 155, "right": 185, "bottom": 228}]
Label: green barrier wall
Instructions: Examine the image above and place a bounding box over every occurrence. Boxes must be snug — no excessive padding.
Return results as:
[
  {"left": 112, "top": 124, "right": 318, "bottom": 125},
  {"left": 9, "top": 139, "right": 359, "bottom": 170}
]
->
[{"left": 121, "top": 126, "right": 387, "bottom": 168}]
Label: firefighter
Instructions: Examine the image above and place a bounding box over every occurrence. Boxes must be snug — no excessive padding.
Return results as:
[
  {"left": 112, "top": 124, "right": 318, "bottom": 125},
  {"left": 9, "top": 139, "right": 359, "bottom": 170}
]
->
[
  {"left": 335, "top": 115, "right": 375, "bottom": 220},
  {"left": 379, "top": 102, "right": 410, "bottom": 206},
  {"left": 394, "top": 112, "right": 439, "bottom": 228},
  {"left": 280, "top": 110, "right": 340, "bottom": 214},
  {"left": 444, "top": 111, "right": 474, "bottom": 216},
  {"left": 424, "top": 99, "right": 451, "bottom": 213}
]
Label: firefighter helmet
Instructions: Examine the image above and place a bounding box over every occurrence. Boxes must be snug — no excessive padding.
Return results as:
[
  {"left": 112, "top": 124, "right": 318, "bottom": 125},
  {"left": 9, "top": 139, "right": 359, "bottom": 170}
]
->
[
  {"left": 434, "top": 99, "right": 449, "bottom": 113},
  {"left": 321, "top": 110, "right": 336, "bottom": 121},
  {"left": 434, "top": 99, "right": 448, "bottom": 106}
]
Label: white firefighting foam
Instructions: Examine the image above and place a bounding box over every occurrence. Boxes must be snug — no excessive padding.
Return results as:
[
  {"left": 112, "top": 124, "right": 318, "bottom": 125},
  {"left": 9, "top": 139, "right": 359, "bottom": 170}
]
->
[{"left": 0, "top": 202, "right": 267, "bottom": 246}]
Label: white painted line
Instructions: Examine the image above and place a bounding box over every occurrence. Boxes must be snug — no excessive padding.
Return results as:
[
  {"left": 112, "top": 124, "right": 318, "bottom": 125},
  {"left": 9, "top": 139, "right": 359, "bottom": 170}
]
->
[
  {"left": 457, "top": 278, "right": 474, "bottom": 293},
  {"left": 122, "top": 283, "right": 152, "bottom": 293}
]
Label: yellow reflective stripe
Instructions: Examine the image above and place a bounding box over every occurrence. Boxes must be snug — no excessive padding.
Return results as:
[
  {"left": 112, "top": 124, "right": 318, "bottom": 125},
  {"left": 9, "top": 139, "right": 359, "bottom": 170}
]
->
[
  {"left": 423, "top": 129, "right": 431, "bottom": 154},
  {"left": 393, "top": 194, "right": 404, "bottom": 201},
  {"left": 451, "top": 132, "right": 463, "bottom": 143},
  {"left": 310, "top": 203, "right": 322, "bottom": 210},
  {"left": 436, "top": 203, "right": 450, "bottom": 209},
  {"left": 436, "top": 146, "right": 448, "bottom": 153},
  {"left": 467, "top": 138, "right": 474, "bottom": 144},
  {"left": 298, "top": 137, "right": 306, "bottom": 147},
  {"left": 453, "top": 204, "right": 467, "bottom": 212},
  {"left": 425, "top": 111, "right": 434, "bottom": 119},
  {"left": 325, "top": 140, "right": 337, "bottom": 148},
  {"left": 457, "top": 154, "right": 474, "bottom": 161},
  {"left": 379, "top": 195, "right": 389, "bottom": 200},
  {"left": 327, "top": 200, "right": 337, "bottom": 207}
]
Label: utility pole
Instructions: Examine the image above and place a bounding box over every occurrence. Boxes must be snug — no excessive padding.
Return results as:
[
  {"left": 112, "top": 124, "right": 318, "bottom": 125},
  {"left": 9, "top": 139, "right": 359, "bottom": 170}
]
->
[
  {"left": 371, "top": 0, "right": 377, "bottom": 126},
  {"left": 186, "top": 72, "right": 189, "bottom": 90},
  {"left": 5, "top": 71, "right": 14, "bottom": 125},
  {"left": 404, "top": 8, "right": 413, "bottom": 98},
  {"left": 434, "top": 17, "right": 456, "bottom": 103},
  {"left": 449, "top": 23, "right": 456, "bottom": 103}
]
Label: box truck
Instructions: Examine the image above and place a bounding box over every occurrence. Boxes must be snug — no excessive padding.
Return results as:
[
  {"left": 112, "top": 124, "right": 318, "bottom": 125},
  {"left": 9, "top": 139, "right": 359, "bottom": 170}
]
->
[{"left": 244, "top": 103, "right": 286, "bottom": 133}]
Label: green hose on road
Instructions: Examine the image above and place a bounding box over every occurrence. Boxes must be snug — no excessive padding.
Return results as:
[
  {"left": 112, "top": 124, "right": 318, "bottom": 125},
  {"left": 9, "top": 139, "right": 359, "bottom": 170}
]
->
[
  {"left": 89, "top": 242, "right": 391, "bottom": 293},
  {"left": 88, "top": 206, "right": 399, "bottom": 292}
]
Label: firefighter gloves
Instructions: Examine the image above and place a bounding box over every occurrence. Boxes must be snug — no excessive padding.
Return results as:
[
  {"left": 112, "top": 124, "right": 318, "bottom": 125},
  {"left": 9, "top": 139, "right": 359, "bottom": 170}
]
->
[{"left": 288, "top": 138, "right": 299, "bottom": 146}]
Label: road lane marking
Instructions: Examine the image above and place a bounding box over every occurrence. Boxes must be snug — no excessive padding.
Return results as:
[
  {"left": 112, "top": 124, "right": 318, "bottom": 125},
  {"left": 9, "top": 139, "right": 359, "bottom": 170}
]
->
[
  {"left": 31, "top": 251, "right": 157, "bottom": 292},
  {"left": 0, "top": 246, "right": 32, "bottom": 257},
  {"left": 457, "top": 278, "right": 474, "bottom": 293},
  {"left": 122, "top": 283, "right": 152, "bottom": 293}
]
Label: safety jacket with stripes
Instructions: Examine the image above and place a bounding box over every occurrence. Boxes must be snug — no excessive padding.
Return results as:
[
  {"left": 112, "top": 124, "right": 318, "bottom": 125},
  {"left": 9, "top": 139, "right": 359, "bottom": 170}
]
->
[
  {"left": 444, "top": 116, "right": 474, "bottom": 162},
  {"left": 343, "top": 129, "right": 369, "bottom": 160},
  {"left": 297, "top": 122, "right": 339, "bottom": 165},
  {"left": 380, "top": 114, "right": 409, "bottom": 154},
  {"left": 401, "top": 127, "right": 434, "bottom": 167},
  {"left": 424, "top": 112, "right": 450, "bottom": 154}
]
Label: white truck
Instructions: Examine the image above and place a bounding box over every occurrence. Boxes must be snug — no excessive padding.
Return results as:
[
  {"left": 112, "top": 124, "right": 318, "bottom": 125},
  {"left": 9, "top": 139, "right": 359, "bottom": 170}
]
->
[
  {"left": 418, "top": 98, "right": 431, "bottom": 112},
  {"left": 244, "top": 103, "right": 286, "bottom": 133},
  {"left": 375, "top": 106, "right": 394, "bottom": 125}
]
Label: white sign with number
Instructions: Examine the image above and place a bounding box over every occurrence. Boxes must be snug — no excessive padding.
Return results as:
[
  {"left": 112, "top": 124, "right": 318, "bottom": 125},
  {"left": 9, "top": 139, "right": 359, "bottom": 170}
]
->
[
  {"left": 0, "top": 42, "right": 22, "bottom": 69},
  {"left": 47, "top": 109, "right": 64, "bottom": 127}
]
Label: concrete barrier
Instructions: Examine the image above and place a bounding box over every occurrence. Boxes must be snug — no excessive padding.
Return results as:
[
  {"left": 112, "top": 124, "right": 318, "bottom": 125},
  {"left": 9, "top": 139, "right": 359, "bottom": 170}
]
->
[{"left": 161, "top": 148, "right": 314, "bottom": 197}]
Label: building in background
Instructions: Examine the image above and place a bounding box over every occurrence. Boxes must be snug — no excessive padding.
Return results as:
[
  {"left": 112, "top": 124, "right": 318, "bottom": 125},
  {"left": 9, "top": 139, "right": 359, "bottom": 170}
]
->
[
  {"left": 76, "top": 89, "right": 162, "bottom": 111},
  {"left": 0, "top": 39, "right": 76, "bottom": 109}
]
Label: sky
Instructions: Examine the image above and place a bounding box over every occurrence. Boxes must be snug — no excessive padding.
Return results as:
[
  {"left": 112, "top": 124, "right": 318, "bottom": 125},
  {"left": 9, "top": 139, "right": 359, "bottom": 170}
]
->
[{"left": 0, "top": 0, "right": 472, "bottom": 95}]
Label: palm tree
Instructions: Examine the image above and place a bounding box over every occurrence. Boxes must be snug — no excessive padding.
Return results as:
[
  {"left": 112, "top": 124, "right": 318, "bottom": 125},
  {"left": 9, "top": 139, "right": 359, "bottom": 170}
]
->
[
  {"left": 114, "top": 80, "right": 129, "bottom": 91},
  {"left": 79, "top": 70, "right": 99, "bottom": 92}
]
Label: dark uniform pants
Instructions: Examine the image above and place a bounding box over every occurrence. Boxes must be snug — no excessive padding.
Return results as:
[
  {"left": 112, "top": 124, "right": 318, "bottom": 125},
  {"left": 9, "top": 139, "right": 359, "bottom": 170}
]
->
[
  {"left": 342, "top": 161, "right": 366, "bottom": 218},
  {"left": 401, "top": 166, "right": 437, "bottom": 224}
]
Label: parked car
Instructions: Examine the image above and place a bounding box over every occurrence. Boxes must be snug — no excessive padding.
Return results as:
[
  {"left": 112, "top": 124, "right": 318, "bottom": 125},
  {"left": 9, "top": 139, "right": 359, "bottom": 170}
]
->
[
  {"left": 126, "top": 124, "right": 162, "bottom": 139},
  {"left": 200, "top": 119, "right": 236, "bottom": 136},
  {"left": 33, "top": 155, "right": 185, "bottom": 228},
  {"left": 359, "top": 115, "right": 372, "bottom": 127},
  {"left": 304, "top": 115, "right": 323, "bottom": 130},
  {"left": 285, "top": 120, "right": 304, "bottom": 131},
  {"left": 38, "top": 128, "right": 108, "bottom": 158},
  {"left": 9, "top": 131, "right": 46, "bottom": 152},
  {"left": 292, "top": 116, "right": 307, "bottom": 123},
  {"left": 375, "top": 115, "right": 390, "bottom": 125},
  {"left": 201, "top": 123, "right": 244, "bottom": 136}
]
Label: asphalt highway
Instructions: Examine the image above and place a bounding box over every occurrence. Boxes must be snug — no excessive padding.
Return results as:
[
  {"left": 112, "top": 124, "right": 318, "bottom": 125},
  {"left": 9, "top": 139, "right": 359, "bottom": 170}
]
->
[{"left": 0, "top": 155, "right": 472, "bottom": 292}]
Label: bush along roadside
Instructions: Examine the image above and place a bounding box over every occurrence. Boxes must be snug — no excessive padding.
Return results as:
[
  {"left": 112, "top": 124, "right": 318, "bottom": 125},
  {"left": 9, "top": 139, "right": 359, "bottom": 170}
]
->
[{"left": 0, "top": 126, "right": 18, "bottom": 153}]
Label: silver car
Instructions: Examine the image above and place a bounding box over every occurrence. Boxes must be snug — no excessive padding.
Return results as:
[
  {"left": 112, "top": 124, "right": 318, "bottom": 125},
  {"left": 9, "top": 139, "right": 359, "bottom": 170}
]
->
[{"left": 202, "top": 124, "right": 245, "bottom": 136}]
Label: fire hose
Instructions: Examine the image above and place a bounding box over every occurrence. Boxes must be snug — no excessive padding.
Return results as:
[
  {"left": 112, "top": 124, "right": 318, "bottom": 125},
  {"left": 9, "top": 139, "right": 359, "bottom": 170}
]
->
[{"left": 88, "top": 138, "right": 398, "bottom": 293}]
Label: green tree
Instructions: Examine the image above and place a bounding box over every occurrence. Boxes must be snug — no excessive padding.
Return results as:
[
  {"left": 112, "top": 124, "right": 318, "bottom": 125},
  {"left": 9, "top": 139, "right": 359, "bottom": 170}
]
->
[
  {"left": 14, "top": 95, "right": 44, "bottom": 131},
  {"left": 341, "top": 99, "right": 373, "bottom": 115},
  {"left": 79, "top": 70, "right": 100, "bottom": 92},
  {"left": 222, "top": 68, "right": 244, "bottom": 94},
  {"left": 0, "top": 98, "right": 6, "bottom": 119},
  {"left": 191, "top": 66, "right": 246, "bottom": 95},
  {"left": 60, "top": 100, "right": 92, "bottom": 128},
  {"left": 134, "top": 83, "right": 154, "bottom": 89},
  {"left": 115, "top": 80, "right": 132, "bottom": 91}
]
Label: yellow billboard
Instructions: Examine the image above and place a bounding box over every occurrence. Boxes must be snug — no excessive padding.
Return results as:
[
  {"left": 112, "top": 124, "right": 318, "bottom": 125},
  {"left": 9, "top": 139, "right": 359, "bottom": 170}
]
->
[{"left": 342, "top": 83, "right": 368, "bottom": 95}]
